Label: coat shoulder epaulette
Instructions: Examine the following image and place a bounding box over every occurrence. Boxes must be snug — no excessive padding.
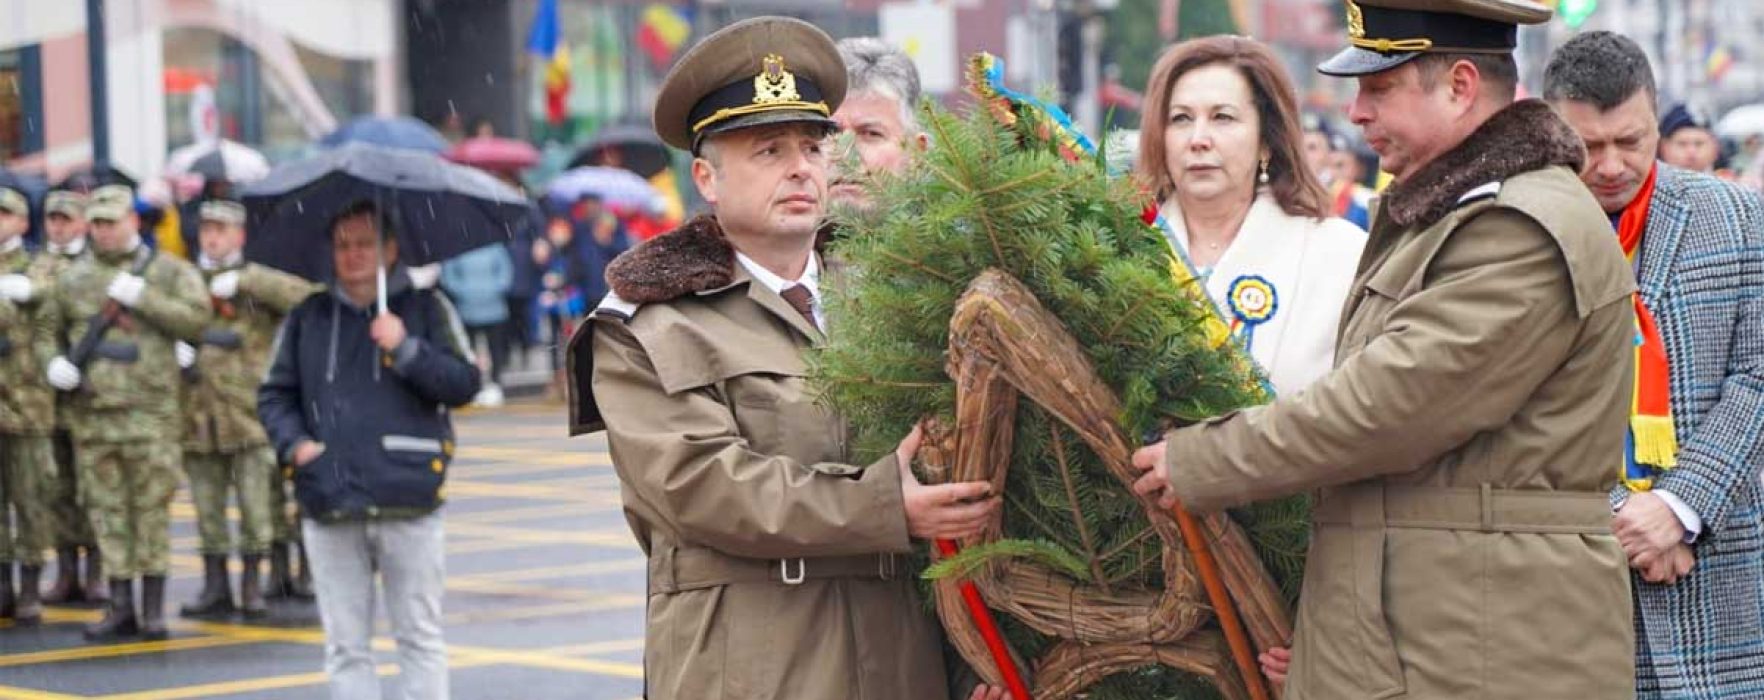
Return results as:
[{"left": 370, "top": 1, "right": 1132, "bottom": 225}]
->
[{"left": 592, "top": 293, "right": 641, "bottom": 323}]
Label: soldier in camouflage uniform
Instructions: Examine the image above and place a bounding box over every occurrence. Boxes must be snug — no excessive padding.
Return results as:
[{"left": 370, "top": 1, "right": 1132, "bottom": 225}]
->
[
  {"left": 32, "top": 190, "right": 107, "bottom": 607},
  {"left": 176, "top": 200, "right": 319, "bottom": 618},
  {"left": 0, "top": 187, "right": 54, "bottom": 625},
  {"left": 34, "top": 184, "right": 210, "bottom": 641}
]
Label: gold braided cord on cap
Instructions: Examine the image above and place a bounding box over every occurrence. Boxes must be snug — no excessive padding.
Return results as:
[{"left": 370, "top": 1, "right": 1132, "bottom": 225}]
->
[
  {"left": 1350, "top": 36, "right": 1434, "bottom": 53},
  {"left": 691, "top": 100, "right": 831, "bottom": 135}
]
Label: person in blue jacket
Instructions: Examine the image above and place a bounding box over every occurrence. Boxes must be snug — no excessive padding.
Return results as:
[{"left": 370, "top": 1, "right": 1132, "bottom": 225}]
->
[
  {"left": 257, "top": 201, "right": 479, "bottom": 700},
  {"left": 441, "top": 244, "right": 513, "bottom": 406}
]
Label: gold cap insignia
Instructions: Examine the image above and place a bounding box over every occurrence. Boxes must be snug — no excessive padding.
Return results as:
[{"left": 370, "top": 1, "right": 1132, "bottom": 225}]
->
[
  {"left": 1346, "top": 0, "right": 1365, "bottom": 39},
  {"left": 754, "top": 54, "right": 802, "bottom": 104}
]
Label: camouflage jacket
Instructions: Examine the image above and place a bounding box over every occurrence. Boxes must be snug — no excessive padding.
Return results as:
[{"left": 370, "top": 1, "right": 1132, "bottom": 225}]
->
[
  {"left": 28, "top": 247, "right": 88, "bottom": 431},
  {"left": 0, "top": 246, "right": 53, "bottom": 435},
  {"left": 33, "top": 244, "right": 210, "bottom": 443},
  {"left": 182, "top": 262, "right": 321, "bottom": 453}
]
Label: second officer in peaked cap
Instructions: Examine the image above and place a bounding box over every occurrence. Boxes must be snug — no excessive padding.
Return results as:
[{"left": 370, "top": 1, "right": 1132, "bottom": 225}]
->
[{"left": 1134, "top": 0, "right": 1640, "bottom": 697}]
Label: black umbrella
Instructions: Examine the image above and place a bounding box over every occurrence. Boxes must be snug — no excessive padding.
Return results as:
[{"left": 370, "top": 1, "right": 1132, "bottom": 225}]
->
[
  {"left": 54, "top": 162, "right": 138, "bottom": 193},
  {"left": 566, "top": 124, "right": 674, "bottom": 178},
  {"left": 239, "top": 142, "right": 529, "bottom": 306}
]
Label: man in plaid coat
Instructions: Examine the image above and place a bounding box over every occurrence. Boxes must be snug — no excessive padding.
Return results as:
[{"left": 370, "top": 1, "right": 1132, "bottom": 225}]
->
[{"left": 1548, "top": 32, "right": 1764, "bottom": 698}]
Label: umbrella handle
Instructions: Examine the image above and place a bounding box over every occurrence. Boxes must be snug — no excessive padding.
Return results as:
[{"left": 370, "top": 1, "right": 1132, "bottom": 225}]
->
[{"left": 376, "top": 247, "right": 390, "bottom": 316}]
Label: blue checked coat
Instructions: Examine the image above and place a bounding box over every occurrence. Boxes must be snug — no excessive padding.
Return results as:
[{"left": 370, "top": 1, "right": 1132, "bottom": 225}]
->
[{"left": 1624, "top": 165, "right": 1764, "bottom": 699}]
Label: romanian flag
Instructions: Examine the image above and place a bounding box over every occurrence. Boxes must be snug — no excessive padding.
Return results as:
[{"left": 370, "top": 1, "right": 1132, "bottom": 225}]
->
[
  {"left": 637, "top": 4, "right": 691, "bottom": 71},
  {"left": 527, "top": 0, "right": 570, "bottom": 125},
  {"left": 1707, "top": 44, "right": 1735, "bottom": 83}
]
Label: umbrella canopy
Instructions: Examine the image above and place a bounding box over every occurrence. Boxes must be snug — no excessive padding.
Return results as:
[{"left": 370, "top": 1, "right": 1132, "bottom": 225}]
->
[
  {"left": 239, "top": 142, "right": 529, "bottom": 282},
  {"left": 446, "top": 136, "right": 540, "bottom": 173},
  {"left": 320, "top": 115, "right": 449, "bottom": 154},
  {"left": 566, "top": 124, "right": 674, "bottom": 177},
  {"left": 545, "top": 166, "right": 663, "bottom": 213},
  {"left": 166, "top": 139, "right": 272, "bottom": 183},
  {"left": 55, "top": 163, "right": 138, "bottom": 193},
  {"left": 1716, "top": 104, "right": 1764, "bottom": 138}
]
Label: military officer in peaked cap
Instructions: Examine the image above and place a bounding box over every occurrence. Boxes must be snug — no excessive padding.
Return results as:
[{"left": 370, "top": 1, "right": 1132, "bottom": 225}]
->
[
  {"left": 1133, "top": 1, "right": 1640, "bottom": 697},
  {"left": 568, "top": 16, "right": 1005, "bottom": 700}
]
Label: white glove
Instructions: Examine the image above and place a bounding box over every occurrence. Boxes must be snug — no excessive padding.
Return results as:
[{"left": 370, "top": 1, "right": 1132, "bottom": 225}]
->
[
  {"left": 175, "top": 341, "right": 197, "bottom": 369},
  {"left": 406, "top": 263, "right": 441, "bottom": 290},
  {"left": 46, "top": 356, "right": 81, "bottom": 391},
  {"left": 208, "top": 270, "right": 240, "bottom": 299},
  {"left": 107, "top": 273, "right": 146, "bottom": 307},
  {"left": 0, "top": 274, "right": 31, "bottom": 302}
]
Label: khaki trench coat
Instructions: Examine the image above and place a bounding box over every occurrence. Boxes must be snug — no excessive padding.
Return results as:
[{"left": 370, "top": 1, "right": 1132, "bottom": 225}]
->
[
  {"left": 1166, "top": 104, "right": 1640, "bottom": 700},
  {"left": 573, "top": 244, "right": 949, "bottom": 700}
]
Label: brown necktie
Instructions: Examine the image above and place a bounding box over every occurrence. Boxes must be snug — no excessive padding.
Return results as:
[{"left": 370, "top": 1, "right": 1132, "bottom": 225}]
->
[{"left": 779, "top": 284, "right": 819, "bottom": 330}]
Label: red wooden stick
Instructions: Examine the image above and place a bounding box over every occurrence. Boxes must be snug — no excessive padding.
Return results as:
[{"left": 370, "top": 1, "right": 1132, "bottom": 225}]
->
[{"left": 936, "top": 538, "right": 1033, "bottom": 700}]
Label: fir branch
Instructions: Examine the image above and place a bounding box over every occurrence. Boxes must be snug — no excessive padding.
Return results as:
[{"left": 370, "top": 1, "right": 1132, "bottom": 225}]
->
[
  {"left": 1050, "top": 422, "right": 1111, "bottom": 594},
  {"left": 877, "top": 250, "right": 962, "bottom": 284},
  {"left": 927, "top": 110, "right": 1010, "bottom": 266},
  {"left": 922, "top": 538, "right": 1091, "bottom": 583}
]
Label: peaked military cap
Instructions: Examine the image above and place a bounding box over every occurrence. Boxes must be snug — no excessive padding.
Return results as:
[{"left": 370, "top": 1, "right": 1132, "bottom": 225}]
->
[
  {"left": 199, "top": 199, "right": 247, "bottom": 226},
  {"left": 652, "top": 17, "right": 846, "bottom": 154},
  {"left": 1659, "top": 103, "right": 1714, "bottom": 139},
  {"left": 1319, "top": 0, "right": 1553, "bottom": 77}
]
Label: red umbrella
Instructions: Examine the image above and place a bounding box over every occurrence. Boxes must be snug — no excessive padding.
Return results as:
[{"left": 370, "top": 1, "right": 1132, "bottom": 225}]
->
[{"left": 445, "top": 136, "right": 541, "bottom": 173}]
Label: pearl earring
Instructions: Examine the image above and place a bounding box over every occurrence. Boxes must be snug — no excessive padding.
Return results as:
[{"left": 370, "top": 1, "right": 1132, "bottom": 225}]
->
[{"left": 1258, "top": 157, "right": 1271, "bottom": 184}]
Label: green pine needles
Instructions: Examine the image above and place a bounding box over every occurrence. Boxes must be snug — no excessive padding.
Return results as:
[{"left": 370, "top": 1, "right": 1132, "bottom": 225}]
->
[{"left": 812, "top": 95, "right": 1308, "bottom": 697}]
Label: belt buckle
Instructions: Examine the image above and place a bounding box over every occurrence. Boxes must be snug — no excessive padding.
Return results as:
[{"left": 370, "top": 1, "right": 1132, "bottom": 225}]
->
[
  {"left": 779, "top": 558, "right": 806, "bottom": 585},
  {"left": 878, "top": 554, "right": 897, "bottom": 581}
]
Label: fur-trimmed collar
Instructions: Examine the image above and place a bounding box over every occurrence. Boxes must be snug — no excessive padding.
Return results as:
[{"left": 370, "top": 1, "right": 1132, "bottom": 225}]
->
[
  {"left": 606, "top": 215, "right": 839, "bottom": 303},
  {"left": 605, "top": 215, "right": 737, "bottom": 304},
  {"left": 1382, "top": 99, "right": 1586, "bottom": 230}
]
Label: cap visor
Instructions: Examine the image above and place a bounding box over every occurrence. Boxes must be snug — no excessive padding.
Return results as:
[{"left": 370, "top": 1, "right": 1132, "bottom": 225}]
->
[
  {"left": 1317, "top": 46, "right": 1422, "bottom": 77},
  {"left": 695, "top": 110, "right": 837, "bottom": 151}
]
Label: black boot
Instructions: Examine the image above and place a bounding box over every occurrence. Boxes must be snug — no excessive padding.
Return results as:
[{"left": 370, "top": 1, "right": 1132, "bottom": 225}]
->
[
  {"left": 238, "top": 555, "right": 267, "bottom": 618},
  {"left": 179, "top": 550, "right": 234, "bottom": 617},
  {"left": 83, "top": 579, "right": 137, "bottom": 641},
  {"left": 291, "top": 542, "right": 315, "bottom": 600},
  {"left": 179, "top": 554, "right": 234, "bottom": 618},
  {"left": 82, "top": 548, "right": 109, "bottom": 606},
  {"left": 265, "top": 542, "right": 293, "bottom": 600},
  {"left": 0, "top": 563, "right": 14, "bottom": 619},
  {"left": 140, "top": 576, "right": 168, "bottom": 641},
  {"left": 15, "top": 565, "right": 42, "bottom": 625},
  {"left": 40, "top": 547, "right": 82, "bottom": 605}
]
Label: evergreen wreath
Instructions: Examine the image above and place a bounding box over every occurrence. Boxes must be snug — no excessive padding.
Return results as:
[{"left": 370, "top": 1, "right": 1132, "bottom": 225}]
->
[{"left": 812, "top": 55, "right": 1309, "bottom": 699}]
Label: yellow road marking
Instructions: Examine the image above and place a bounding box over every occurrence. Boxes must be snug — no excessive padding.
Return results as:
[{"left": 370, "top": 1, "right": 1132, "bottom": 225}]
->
[
  {"left": 448, "top": 558, "right": 648, "bottom": 584},
  {"left": 446, "top": 522, "right": 638, "bottom": 549},
  {"left": 0, "top": 635, "right": 258, "bottom": 668},
  {"left": 446, "top": 502, "right": 600, "bottom": 525},
  {"left": 0, "top": 687, "right": 85, "bottom": 700},
  {"left": 537, "top": 638, "right": 647, "bottom": 656},
  {"left": 444, "top": 598, "right": 644, "bottom": 626},
  {"left": 90, "top": 663, "right": 402, "bottom": 700}
]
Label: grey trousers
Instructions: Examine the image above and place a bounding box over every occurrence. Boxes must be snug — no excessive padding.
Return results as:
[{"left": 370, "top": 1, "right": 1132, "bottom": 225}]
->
[{"left": 304, "top": 511, "right": 448, "bottom": 700}]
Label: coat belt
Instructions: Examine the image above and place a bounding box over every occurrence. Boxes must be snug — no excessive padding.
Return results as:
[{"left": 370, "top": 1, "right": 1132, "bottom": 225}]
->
[
  {"left": 1313, "top": 483, "right": 1614, "bottom": 535},
  {"left": 649, "top": 543, "right": 904, "bottom": 594}
]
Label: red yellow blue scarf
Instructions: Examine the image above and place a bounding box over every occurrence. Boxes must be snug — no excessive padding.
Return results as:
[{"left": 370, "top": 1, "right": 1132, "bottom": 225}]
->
[{"left": 1618, "top": 164, "right": 1678, "bottom": 491}]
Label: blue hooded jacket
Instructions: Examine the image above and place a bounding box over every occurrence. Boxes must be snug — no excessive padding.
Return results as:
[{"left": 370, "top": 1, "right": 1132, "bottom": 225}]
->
[{"left": 257, "top": 268, "right": 481, "bottom": 521}]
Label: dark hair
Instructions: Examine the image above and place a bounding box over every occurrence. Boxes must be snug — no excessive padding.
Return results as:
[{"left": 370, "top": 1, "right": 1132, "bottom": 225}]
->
[
  {"left": 1412, "top": 52, "right": 1519, "bottom": 103},
  {"left": 1135, "top": 36, "right": 1327, "bottom": 219},
  {"left": 1543, "top": 31, "right": 1657, "bottom": 112},
  {"left": 330, "top": 200, "right": 395, "bottom": 242}
]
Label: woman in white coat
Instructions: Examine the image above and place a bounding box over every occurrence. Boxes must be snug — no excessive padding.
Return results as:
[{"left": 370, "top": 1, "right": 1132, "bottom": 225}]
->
[{"left": 1136, "top": 36, "right": 1367, "bottom": 397}]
